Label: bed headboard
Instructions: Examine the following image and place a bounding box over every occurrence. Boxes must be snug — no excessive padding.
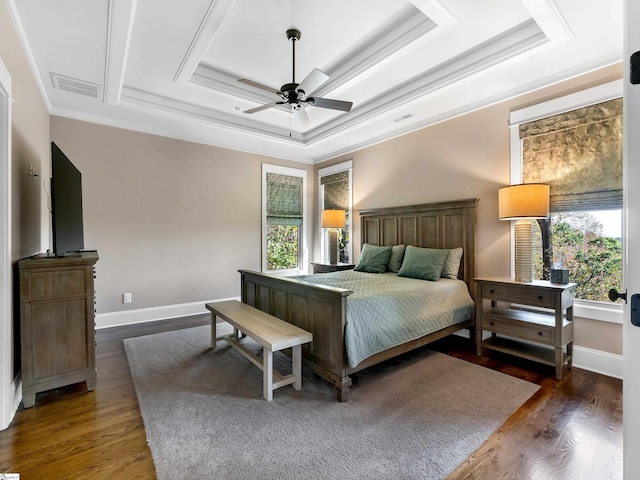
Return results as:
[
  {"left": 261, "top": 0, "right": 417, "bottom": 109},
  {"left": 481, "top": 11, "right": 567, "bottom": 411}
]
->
[{"left": 359, "top": 198, "right": 478, "bottom": 297}]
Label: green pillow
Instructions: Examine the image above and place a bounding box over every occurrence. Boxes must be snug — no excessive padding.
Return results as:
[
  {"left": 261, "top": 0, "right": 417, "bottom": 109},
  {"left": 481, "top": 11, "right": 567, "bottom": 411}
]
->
[
  {"left": 442, "top": 247, "right": 463, "bottom": 279},
  {"left": 387, "top": 244, "right": 406, "bottom": 273},
  {"left": 397, "top": 245, "right": 448, "bottom": 281},
  {"left": 354, "top": 244, "right": 392, "bottom": 273}
]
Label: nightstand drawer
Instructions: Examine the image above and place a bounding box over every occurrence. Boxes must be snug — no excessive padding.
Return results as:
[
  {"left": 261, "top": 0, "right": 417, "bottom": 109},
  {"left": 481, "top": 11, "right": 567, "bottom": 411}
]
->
[
  {"left": 482, "top": 284, "right": 554, "bottom": 308},
  {"left": 484, "top": 314, "right": 554, "bottom": 344}
]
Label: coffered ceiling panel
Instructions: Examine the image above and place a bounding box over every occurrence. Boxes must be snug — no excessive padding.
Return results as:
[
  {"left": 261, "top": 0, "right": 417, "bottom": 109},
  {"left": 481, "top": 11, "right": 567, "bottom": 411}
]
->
[{"left": 10, "top": 0, "right": 622, "bottom": 163}]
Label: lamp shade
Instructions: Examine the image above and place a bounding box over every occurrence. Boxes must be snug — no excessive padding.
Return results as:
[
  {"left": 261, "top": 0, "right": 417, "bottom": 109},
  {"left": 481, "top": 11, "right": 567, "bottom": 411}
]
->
[
  {"left": 498, "top": 184, "right": 550, "bottom": 220},
  {"left": 321, "top": 209, "right": 346, "bottom": 229}
]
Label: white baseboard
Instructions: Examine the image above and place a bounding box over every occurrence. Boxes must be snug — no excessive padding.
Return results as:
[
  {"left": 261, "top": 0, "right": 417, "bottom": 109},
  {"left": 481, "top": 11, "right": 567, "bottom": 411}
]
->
[
  {"left": 454, "top": 330, "right": 623, "bottom": 380},
  {"left": 95, "top": 296, "right": 239, "bottom": 329},
  {"left": 572, "top": 345, "right": 623, "bottom": 379}
]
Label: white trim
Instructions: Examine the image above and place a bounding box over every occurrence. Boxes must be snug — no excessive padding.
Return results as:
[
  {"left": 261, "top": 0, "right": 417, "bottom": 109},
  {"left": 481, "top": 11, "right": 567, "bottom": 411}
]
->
[
  {"left": 261, "top": 163, "right": 308, "bottom": 274},
  {"left": 0, "top": 56, "right": 16, "bottom": 430},
  {"left": 574, "top": 300, "right": 623, "bottom": 324},
  {"left": 519, "top": 0, "right": 573, "bottom": 43},
  {"left": 4, "top": 0, "right": 52, "bottom": 112},
  {"left": 317, "top": 160, "right": 353, "bottom": 177},
  {"left": 573, "top": 345, "right": 623, "bottom": 379},
  {"left": 509, "top": 79, "right": 623, "bottom": 125},
  {"left": 95, "top": 296, "right": 239, "bottom": 329}
]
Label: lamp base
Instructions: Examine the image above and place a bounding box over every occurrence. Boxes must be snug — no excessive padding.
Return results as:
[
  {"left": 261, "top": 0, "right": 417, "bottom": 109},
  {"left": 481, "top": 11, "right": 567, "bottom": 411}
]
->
[
  {"left": 328, "top": 230, "right": 338, "bottom": 265},
  {"left": 514, "top": 219, "right": 534, "bottom": 283}
]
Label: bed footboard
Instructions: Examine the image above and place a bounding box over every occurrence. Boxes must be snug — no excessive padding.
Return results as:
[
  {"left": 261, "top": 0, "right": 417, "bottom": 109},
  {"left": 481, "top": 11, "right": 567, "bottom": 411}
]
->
[{"left": 239, "top": 269, "right": 354, "bottom": 400}]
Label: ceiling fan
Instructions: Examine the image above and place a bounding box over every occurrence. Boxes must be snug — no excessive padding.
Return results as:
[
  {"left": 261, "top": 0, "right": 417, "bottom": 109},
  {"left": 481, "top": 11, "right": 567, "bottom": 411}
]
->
[{"left": 239, "top": 28, "right": 353, "bottom": 120}]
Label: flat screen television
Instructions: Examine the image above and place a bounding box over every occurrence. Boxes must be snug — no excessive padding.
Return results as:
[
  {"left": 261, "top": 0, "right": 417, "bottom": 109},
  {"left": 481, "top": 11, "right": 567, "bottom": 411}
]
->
[{"left": 51, "top": 142, "right": 84, "bottom": 255}]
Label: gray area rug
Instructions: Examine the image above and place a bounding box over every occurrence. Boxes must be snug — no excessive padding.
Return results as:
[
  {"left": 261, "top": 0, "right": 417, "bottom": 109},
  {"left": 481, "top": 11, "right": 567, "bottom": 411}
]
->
[{"left": 124, "top": 325, "right": 539, "bottom": 480}]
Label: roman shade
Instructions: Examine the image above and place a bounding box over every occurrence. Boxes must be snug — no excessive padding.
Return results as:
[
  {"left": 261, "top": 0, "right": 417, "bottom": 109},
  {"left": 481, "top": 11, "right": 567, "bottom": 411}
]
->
[
  {"left": 520, "top": 98, "right": 622, "bottom": 211},
  {"left": 266, "top": 173, "right": 303, "bottom": 225},
  {"left": 320, "top": 171, "right": 349, "bottom": 211}
]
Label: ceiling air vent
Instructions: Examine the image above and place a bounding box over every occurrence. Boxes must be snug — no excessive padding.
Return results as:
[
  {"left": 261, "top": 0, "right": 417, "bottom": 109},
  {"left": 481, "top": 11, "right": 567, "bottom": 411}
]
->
[
  {"left": 51, "top": 73, "right": 101, "bottom": 99},
  {"left": 392, "top": 113, "right": 414, "bottom": 123}
]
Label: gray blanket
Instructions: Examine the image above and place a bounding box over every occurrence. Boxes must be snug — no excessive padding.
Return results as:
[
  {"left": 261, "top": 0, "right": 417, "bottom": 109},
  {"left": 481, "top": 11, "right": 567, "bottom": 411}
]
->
[{"left": 293, "top": 271, "right": 475, "bottom": 367}]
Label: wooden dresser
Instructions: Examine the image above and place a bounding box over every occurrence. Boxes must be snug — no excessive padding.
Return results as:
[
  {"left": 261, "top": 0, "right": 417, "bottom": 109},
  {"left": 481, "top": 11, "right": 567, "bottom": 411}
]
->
[{"left": 18, "top": 251, "right": 99, "bottom": 407}]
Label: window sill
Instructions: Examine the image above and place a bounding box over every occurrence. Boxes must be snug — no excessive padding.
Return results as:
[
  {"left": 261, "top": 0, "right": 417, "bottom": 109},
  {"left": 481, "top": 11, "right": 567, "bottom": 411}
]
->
[
  {"left": 573, "top": 299, "right": 623, "bottom": 324},
  {"left": 510, "top": 299, "right": 623, "bottom": 324},
  {"left": 264, "top": 268, "right": 307, "bottom": 276}
]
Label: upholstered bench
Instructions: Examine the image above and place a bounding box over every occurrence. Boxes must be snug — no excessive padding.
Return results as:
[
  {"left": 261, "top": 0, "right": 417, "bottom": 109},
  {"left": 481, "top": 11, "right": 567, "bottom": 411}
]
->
[{"left": 205, "top": 300, "right": 313, "bottom": 401}]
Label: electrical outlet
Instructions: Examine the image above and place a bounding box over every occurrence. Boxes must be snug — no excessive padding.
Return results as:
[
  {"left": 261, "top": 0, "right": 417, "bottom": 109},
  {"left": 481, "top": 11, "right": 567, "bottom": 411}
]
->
[{"left": 123, "top": 292, "right": 132, "bottom": 304}]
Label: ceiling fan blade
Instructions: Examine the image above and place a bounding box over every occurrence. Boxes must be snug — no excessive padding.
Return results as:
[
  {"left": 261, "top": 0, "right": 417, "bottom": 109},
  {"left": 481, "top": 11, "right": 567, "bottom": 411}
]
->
[
  {"left": 293, "top": 106, "right": 310, "bottom": 127},
  {"left": 244, "top": 102, "right": 279, "bottom": 114},
  {"left": 238, "top": 79, "right": 280, "bottom": 94},
  {"left": 296, "top": 68, "right": 329, "bottom": 96},
  {"left": 308, "top": 97, "right": 353, "bottom": 112}
]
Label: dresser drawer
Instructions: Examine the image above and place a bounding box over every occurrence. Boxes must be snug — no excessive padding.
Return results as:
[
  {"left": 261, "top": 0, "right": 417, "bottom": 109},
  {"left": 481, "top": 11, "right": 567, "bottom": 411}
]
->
[{"left": 482, "top": 283, "right": 555, "bottom": 308}]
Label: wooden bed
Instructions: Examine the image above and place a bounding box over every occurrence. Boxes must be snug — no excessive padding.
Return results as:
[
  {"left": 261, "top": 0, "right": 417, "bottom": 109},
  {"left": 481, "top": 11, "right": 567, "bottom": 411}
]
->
[{"left": 239, "top": 198, "right": 478, "bottom": 401}]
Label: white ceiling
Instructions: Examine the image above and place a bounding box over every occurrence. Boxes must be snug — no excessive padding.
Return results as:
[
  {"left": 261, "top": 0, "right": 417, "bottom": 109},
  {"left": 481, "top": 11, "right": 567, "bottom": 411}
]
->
[{"left": 10, "top": 0, "right": 622, "bottom": 163}]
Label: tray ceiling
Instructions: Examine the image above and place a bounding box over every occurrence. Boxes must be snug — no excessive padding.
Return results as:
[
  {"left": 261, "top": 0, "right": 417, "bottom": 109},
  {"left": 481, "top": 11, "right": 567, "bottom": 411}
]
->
[{"left": 10, "top": 0, "right": 622, "bottom": 163}]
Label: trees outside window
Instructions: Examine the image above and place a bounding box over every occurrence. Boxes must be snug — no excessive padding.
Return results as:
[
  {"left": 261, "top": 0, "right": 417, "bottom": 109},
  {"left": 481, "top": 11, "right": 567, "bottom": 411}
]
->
[{"left": 533, "top": 210, "right": 622, "bottom": 301}]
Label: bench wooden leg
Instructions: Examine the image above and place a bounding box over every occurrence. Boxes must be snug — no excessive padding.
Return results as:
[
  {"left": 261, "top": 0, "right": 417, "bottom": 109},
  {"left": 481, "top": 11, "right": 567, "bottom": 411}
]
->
[
  {"left": 210, "top": 313, "right": 216, "bottom": 349},
  {"left": 292, "top": 344, "right": 302, "bottom": 390},
  {"left": 263, "top": 348, "right": 273, "bottom": 401}
]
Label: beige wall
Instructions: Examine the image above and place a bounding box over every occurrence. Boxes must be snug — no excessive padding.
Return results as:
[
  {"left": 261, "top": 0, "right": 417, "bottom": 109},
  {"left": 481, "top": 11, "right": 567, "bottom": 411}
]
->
[
  {"left": 0, "top": 4, "right": 50, "bottom": 260},
  {"left": 50, "top": 116, "right": 312, "bottom": 314},
  {"left": 0, "top": 3, "right": 50, "bottom": 386},
  {"left": 318, "top": 63, "right": 623, "bottom": 356}
]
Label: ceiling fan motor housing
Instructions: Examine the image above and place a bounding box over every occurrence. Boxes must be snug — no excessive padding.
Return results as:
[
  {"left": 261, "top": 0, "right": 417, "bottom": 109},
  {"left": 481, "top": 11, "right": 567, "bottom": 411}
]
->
[
  {"left": 241, "top": 27, "right": 352, "bottom": 115},
  {"left": 286, "top": 28, "right": 301, "bottom": 42}
]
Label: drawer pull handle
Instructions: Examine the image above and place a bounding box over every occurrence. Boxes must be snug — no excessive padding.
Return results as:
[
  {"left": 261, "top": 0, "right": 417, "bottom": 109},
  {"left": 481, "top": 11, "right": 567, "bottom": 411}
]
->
[
  {"left": 489, "top": 289, "right": 494, "bottom": 294},
  {"left": 489, "top": 321, "right": 494, "bottom": 326},
  {"left": 538, "top": 331, "right": 543, "bottom": 336},
  {"left": 538, "top": 295, "right": 543, "bottom": 300}
]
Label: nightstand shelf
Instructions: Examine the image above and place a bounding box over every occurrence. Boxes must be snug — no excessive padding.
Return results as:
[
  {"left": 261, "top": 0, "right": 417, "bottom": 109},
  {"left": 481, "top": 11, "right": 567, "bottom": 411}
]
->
[
  {"left": 480, "top": 336, "right": 572, "bottom": 369},
  {"left": 475, "top": 277, "right": 576, "bottom": 380}
]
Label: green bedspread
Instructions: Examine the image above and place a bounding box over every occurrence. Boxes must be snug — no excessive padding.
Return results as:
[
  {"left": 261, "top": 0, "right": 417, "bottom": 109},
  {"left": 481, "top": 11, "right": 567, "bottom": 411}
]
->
[{"left": 293, "top": 271, "right": 475, "bottom": 368}]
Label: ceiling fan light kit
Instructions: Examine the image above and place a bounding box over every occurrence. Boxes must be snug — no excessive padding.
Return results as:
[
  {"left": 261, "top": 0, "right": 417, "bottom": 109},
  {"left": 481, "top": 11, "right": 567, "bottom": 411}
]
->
[{"left": 240, "top": 28, "right": 353, "bottom": 116}]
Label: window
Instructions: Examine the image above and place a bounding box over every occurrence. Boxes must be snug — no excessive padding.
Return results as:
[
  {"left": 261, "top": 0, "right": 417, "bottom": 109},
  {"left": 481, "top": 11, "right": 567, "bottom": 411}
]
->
[
  {"left": 532, "top": 210, "right": 622, "bottom": 302},
  {"left": 510, "top": 80, "right": 623, "bottom": 319},
  {"left": 262, "top": 164, "right": 307, "bottom": 274},
  {"left": 318, "top": 161, "right": 352, "bottom": 263}
]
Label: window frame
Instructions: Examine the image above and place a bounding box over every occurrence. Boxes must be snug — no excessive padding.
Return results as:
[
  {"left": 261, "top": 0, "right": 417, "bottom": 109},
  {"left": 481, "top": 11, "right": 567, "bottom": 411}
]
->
[
  {"left": 509, "top": 80, "right": 623, "bottom": 324},
  {"left": 262, "top": 163, "right": 308, "bottom": 275},
  {"left": 317, "top": 160, "right": 353, "bottom": 264}
]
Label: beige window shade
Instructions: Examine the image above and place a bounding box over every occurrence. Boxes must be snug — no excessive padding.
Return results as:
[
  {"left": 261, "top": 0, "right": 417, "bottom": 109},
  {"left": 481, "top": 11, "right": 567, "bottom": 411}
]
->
[
  {"left": 520, "top": 98, "right": 622, "bottom": 211},
  {"left": 320, "top": 170, "right": 349, "bottom": 211}
]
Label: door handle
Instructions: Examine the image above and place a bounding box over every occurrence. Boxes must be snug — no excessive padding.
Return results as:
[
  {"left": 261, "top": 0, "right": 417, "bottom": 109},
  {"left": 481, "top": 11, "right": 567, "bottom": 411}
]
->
[{"left": 609, "top": 289, "right": 640, "bottom": 327}]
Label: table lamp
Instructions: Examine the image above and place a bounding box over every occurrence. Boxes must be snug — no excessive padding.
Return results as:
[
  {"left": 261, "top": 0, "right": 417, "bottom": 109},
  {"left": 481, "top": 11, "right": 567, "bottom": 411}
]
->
[
  {"left": 498, "top": 184, "right": 550, "bottom": 282},
  {"left": 321, "top": 209, "right": 346, "bottom": 265}
]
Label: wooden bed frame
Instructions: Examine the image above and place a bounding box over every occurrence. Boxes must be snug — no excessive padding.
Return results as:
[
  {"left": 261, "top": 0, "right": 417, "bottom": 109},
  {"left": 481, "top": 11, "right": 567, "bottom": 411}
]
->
[{"left": 240, "top": 198, "right": 478, "bottom": 401}]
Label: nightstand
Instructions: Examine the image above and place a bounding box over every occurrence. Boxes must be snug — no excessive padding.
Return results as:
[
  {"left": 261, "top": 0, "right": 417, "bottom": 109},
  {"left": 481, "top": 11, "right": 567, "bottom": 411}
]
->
[
  {"left": 311, "top": 262, "right": 355, "bottom": 274},
  {"left": 475, "top": 277, "right": 576, "bottom": 380}
]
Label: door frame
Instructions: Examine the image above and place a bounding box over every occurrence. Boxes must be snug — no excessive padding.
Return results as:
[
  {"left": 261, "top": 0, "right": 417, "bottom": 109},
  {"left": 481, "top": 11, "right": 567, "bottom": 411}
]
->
[
  {"left": 0, "top": 57, "right": 16, "bottom": 430},
  {"left": 623, "top": 0, "right": 640, "bottom": 475}
]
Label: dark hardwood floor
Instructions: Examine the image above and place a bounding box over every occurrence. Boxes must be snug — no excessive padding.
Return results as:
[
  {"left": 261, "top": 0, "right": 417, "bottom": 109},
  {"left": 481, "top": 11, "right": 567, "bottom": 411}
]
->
[{"left": 0, "top": 317, "right": 622, "bottom": 479}]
